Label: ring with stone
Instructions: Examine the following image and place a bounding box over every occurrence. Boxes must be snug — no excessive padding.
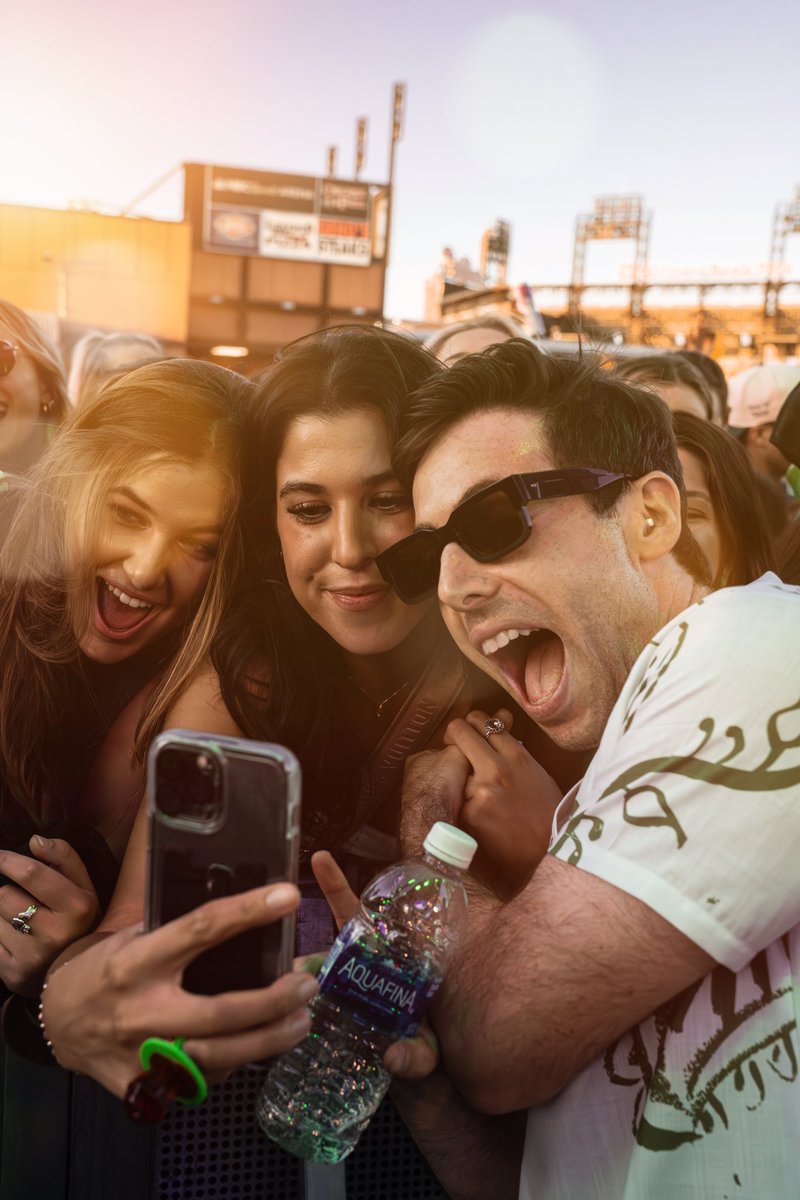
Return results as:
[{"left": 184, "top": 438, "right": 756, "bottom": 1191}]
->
[
  {"left": 483, "top": 717, "right": 507, "bottom": 740},
  {"left": 11, "top": 902, "right": 39, "bottom": 935}
]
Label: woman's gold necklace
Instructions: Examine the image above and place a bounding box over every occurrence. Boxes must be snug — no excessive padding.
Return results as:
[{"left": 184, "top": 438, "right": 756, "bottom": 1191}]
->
[{"left": 346, "top": 674, "right": 412, "bottom": 719}]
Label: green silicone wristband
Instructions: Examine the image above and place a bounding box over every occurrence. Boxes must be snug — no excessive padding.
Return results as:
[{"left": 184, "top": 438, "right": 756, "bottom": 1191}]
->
[{"left": 139, "top": 1037, "right": 208, "bottom": 1106}]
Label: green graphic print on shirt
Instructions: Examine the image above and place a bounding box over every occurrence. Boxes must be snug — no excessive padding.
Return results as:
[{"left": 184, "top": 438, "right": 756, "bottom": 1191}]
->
[
  {"left": 603, "top": 941, "right": 797, "bottom": 1152},
  {"left": 549, "top": 582, "right": 800, "bottom": 1157}
]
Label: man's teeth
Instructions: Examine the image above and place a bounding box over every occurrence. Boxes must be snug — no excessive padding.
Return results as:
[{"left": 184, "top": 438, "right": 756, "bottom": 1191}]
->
[
  {"left": 481, "top": 628, "right": 538, "bottom": 657},
  {"left": 104, "top": 581, "right": 153, "bottom": 610}
]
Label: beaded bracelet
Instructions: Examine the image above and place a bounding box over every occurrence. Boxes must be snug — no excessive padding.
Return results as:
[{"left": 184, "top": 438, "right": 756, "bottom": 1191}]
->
[{"left": 37, "top": 960, "right": 70, "bottom": 1052}]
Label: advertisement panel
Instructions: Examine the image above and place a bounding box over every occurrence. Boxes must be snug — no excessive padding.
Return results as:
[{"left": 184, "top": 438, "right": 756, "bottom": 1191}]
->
[
  {"left": 202, "top": 165, "right": 373, "bottom": 267},
  {"left": 210, "top": 168, "right": 316, "bottom": 213},
  {"left": 320, "top": 180, "right": 370, "bottom": 219},
  {"left": 259, "top": 211, "right": 319, "bottom": 260},
  {"left": 319, "top": 219, "right": 371, "bottom": 265},
  {"left": 208, "top": 208, "right": 260, "bottom": 252}
]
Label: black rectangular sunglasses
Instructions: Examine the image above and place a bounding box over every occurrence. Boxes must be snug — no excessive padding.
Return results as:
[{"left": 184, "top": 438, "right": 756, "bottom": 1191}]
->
[{"left": 377, "top": 468, "right": 628, "bottom": 604}]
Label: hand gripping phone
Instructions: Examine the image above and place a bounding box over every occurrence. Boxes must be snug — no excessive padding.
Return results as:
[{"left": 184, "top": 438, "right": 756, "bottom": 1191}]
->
[{"left": 146, "top": 730, "right": 301, "bottom": 995}]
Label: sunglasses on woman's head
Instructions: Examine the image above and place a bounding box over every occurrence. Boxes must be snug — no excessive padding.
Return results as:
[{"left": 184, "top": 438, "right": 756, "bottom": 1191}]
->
[
  {"left": 0, "top": 341, "right": 18, "bottom": 377},
  {"left": 376, "top": 468, "right": 628, "bottom": 604}
]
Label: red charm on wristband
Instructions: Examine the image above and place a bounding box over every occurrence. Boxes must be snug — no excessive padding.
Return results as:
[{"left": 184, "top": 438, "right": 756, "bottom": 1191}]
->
[{"left": 123, "top": 1037, "right": 208, "bottom": 1124}]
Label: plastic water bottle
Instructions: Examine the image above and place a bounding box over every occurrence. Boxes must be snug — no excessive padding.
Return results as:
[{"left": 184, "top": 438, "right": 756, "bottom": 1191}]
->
[{"left": 257, "top": 821, "right": 477, "bottom": 1164}]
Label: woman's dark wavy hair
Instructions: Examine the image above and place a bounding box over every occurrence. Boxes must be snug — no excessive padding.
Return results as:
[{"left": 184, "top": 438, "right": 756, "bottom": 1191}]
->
[
  {"left": 672, "top": 412, "right": 776, "bottom": 587},
  {"left": 395, "top": 339, "right": 711, "bottom": 584},
  {"left": 212, "top": 325, "right": 442, "bottom": 845}
]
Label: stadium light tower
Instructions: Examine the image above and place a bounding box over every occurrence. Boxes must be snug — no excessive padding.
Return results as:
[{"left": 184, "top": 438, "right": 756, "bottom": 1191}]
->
[
  {"left": 765, "top": 186, "right": 800, "bottom": 318},
  {"left": 570, "top": 194, "right": 651, "bottom": 318}
]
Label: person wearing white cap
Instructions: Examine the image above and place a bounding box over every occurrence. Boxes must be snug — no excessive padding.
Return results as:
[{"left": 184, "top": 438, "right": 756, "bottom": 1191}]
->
[{"left": 727, "top": 363, "right": 800, "bottom": 498}]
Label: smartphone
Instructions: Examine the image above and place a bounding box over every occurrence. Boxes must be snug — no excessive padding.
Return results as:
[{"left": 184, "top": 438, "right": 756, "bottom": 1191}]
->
[{"left": 146, "top": 730, "right": 301, "bottom": 995}]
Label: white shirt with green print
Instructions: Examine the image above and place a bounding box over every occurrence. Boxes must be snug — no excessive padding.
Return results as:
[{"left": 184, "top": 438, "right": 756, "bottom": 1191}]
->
[{"left": 521, "top": 574, "right": 800, "bottom": 1200}]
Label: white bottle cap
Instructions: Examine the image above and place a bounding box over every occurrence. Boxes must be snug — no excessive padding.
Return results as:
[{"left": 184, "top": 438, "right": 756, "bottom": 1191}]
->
[{"left": 423, "top": 822, "right": 477, "bottom": 869}]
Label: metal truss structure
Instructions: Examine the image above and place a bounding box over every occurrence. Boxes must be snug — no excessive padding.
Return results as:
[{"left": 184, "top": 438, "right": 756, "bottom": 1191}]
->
[
  {"left": 480, "top": 219, "right": 510, "bottom": 287},
  {"left": 765, "top": 187, "right": 800, "bottom": 318},
  {"left": 570, "top": 195, "right": 651, "bottom": 318}
]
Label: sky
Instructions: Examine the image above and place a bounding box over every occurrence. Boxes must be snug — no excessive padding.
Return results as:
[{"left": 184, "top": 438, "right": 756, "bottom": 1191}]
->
[{"left": 5, "top": 0, "right": 800, "bottom": 320}]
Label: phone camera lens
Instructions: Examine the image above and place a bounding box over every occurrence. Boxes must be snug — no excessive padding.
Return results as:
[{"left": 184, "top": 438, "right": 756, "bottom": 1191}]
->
[
  {"left": 158, "top": 749, "right": 184, "bottom": 781},
  {"left": 156, "top": 746, "right": 220, "bottom": 822},
  {"left": 157, "top": 783, "right": 182, "bottom": 818}
]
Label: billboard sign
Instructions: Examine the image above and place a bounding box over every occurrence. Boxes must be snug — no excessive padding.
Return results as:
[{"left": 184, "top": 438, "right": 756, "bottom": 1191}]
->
[{"left": 203, "top": 165, "right": 373, "bottom": 267}]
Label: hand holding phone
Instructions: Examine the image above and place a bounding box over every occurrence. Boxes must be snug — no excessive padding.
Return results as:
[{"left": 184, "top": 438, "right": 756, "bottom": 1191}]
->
[
  {"left": 146, "top": 731, "right": 301, "bottom": 994},
  {"left": 41, "top": 882, "right": 316, "bottom": 1099}
]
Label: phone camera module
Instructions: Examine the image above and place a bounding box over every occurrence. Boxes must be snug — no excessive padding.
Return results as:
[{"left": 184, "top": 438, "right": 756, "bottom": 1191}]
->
[{"left": 156, "top": 745, "right": 222, "bottom": 823}]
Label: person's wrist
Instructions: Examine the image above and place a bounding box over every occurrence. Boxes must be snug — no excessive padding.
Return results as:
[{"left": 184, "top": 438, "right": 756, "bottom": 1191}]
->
[
  {"left": 37, "top": 958, "right": 71, "bottom": 1056},
  {"left": 0, "top": 990, "right": 56, "bottom": 1065}
]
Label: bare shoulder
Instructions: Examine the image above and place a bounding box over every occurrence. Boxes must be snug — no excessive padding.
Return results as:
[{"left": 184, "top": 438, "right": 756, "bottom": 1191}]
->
[
  {"left": 81, "top": 680, "right": 157, "bottom": 853},
  {"left": 166, "top": 660, "right": 244, "bottom": 737}
]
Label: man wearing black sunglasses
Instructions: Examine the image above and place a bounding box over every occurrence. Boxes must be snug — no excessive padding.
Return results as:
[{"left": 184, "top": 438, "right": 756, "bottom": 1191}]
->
[{"left": 379, "top": 341, "right": 800, "bottom": 1200}]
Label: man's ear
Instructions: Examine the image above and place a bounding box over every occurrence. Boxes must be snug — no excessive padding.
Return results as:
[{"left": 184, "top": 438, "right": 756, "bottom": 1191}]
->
[{"left": 623, "top": 472, "right": 682, "bottom": 564}]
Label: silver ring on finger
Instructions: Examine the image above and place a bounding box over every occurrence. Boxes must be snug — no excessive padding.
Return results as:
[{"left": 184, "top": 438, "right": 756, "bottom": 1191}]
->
[
  {"left": 10, "top": 902, "right": 39, "bottom": 935},
  {"left": 483, "top": 717, "right": 506, "bottom": 740}
]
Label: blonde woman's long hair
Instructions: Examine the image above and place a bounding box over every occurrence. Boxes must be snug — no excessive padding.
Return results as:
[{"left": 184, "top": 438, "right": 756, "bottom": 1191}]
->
[{"left": 0, "top": 357, "right": 252, "bottom": 823}]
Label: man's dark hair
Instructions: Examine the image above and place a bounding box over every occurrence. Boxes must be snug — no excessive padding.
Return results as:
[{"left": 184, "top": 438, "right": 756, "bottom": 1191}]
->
[{"left": 395, "top": 339, "right": 710, "bottom": 583}]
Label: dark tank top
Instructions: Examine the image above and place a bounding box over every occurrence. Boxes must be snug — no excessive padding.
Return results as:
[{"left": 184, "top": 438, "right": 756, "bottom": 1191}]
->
[{"left": 0, "top": 636, "right": 177, "bottom": 905}]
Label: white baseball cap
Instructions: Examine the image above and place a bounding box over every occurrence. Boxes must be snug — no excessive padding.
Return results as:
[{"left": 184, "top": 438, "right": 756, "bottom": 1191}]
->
[{"left": 727, "top": 364, "right": 800, "bottom": 430}]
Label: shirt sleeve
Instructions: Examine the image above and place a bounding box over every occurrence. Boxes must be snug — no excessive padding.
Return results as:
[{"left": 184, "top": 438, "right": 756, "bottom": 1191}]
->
[{"left": 549, "top": 580, "right": 800, "bottom": 972}]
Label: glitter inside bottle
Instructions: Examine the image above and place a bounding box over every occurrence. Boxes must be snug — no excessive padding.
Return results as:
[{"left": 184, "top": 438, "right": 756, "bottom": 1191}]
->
[{"left": 257, "top": 822, "right": 476, "bottom": 1162}]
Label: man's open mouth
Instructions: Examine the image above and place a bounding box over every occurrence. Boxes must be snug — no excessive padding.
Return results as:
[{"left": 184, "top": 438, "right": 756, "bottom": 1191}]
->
[
  {"left": 480, "top": 625, "right": 566, "bottom": 710},
  {"left": 95, "top": 578, "right": 159, "bottom": 637}
]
